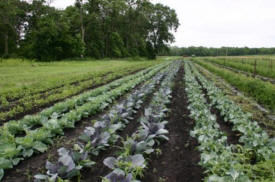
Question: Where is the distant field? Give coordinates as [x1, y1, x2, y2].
[0, 58, 165, 122]
[192, 57, 275, 112]
[192, 55, 275, 79]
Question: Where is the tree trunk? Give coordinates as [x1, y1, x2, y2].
[80, 0, 85, 58]
[4, 34, 8, 56]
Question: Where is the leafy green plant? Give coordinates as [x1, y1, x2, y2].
[31, 61, 179, 182]
[0, 63, 170, 179]
[34, 148, 94, 182]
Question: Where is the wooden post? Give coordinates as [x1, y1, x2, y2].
[4, 34, 8, 56]
[270, 58, 273, 72]
[226, 48, 228, 57]
[254, 59, 257, 77]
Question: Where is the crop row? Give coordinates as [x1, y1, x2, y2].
[1, 62, 158, 102]
[101, 61, 180, 182]
[0, 62, 170, 180]
[188, 62, 275, 181]
[185, 61, 275, 181]
[194, 63, 275, 136]
[184, 61, 253, 181]
[194, 60, 275, 112]
[190, 62, 274, 157]
[0, 62, 157, 123]
[1, 62, 162, 127]
[33, 60, 181, 182]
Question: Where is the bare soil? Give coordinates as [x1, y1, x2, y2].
[142, 66, 204, 182]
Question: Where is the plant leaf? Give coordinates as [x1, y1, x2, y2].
[103, 157, 117, 169]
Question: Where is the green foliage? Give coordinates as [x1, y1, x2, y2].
[185, 61, 275, 181]
[0, 63, 169, 180]
[194, 56, 275, 79]
[0, 0, 28, 56]
[109, 32, 126, 58]
[0, 0, 179, 60]
[195, 60, 275, 112]
[23, 11, 85, 61]
[0, 59, 162, 122]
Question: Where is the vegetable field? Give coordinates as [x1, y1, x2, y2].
[194, 59, 275, 112]
[192, 56, 275, 79]
[0, 59, 163, 123]
[0, 60, 274, 182]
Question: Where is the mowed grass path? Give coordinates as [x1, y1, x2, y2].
[0, 59, 162, 92]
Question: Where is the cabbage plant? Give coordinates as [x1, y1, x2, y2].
[103, 154, 146, 179]
[34, 148, 94, 182]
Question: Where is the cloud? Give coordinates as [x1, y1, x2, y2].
[51, 0, 275, 48]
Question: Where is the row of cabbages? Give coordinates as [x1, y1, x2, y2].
[101, 61, 181, 182]
[184, 62, 252, 182]
[190, 62, 274, 159]
[0, 63, 170, 181]
[33, 61, 181, 182]
[188, 62, 275, 181]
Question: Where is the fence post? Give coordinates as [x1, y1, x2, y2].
[253, 59, 257, 77]
[270, 58, 273, 71]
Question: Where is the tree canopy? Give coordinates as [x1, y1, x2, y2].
[0, 0, 179, 61]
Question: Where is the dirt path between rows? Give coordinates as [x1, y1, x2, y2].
[143, 65, 204, 182]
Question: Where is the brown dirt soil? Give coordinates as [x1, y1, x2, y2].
[142, 66, 204, 182]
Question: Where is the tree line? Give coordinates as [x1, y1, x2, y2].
[0, 0, 179, 61]
[168, 46, 275, 57]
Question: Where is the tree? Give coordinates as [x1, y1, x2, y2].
[75, 0, 85, 57]
[25, 9, 84, 61]
[0, 0, 28, 57]
[1, 0, 180, 60]
[146, 3, 179, 59]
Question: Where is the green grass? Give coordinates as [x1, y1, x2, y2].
[0, 58, 167, 122]
[0, 58, 160, 92]
[191, 55, 275, 79]
[194, 59, 275, 112]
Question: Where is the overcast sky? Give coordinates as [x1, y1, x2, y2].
[51, 0, 275, 48]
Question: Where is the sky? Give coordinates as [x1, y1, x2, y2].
[51, 0, 275, 48]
